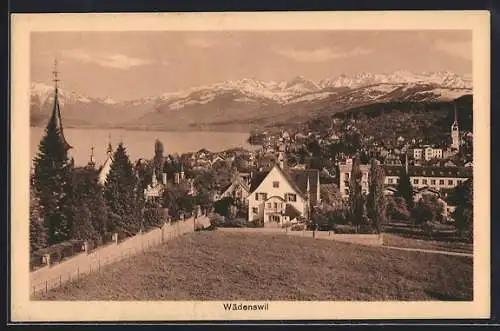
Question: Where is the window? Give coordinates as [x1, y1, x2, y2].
[252, 207, 258, 214]
[439, 179, 445, 185]
[396, 178, 399, 183]
[273, 181, 280, 188]
[422, 179, 428, 185]
[266, 203, 271, 208]
[431, 179, 436, 185]
[255, 193, 267, 201]
[388, 178, 393, 184]
[344, 173, 350, 181]
[448, 180, 453, 186]
[414, 179, 419, 184]
[274, 202, 278, 209]
[287, 193, 297, 202]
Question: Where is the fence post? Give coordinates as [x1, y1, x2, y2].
[77, 267, 80, 279]
[45, 280, 48, 293]
[98, 259, 101, 272]
[59, 274, 62, 287]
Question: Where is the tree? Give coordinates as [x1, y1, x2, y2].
[367, 159, 386, 233]
[70, 204, 98, 241]
[103, 142, 140, 236]
[143, 200, 164, 228]
[452, 179, 473, 241]
[69, 167, 110, 241]
[386, 196, 411, 221]
[412, 195, 445, 226]
[32, 116, 73, 244]
[319, 184, 343, 211]
[162, 183, 191, 221]
[214, 197, 235, 218]
[153, 139, 164, 181]
[29, 186, 47, 254]
[396, 166, 414, 210]
[348, 157, 364, 232]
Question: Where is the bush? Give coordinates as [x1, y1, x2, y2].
[209, 213, 225, 228]
[332, 224, 357, 234]
[291, 224, 306, 231]
[223, 218, 247, 228]
[247, 219, 264, 228]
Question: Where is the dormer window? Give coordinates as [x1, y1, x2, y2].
[273, 181, 280, 188]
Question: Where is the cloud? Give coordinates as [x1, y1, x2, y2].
[432, 40, 472, 61]
[273, 47, 372, 62]
[61, 49, 151, 69]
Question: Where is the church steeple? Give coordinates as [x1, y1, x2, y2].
[87, 145, 96, 168]
[48, 58, 72, 151]
[451, 102, 460, 150]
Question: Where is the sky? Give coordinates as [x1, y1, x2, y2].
[30, 30, 472, 101]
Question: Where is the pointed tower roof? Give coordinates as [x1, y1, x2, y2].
[87, 145, 96, 168]
[98, 141, 114, 186]
[48, 59, 72, 151]
[452, 102, 459, 126]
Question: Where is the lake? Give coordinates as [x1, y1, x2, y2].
[30, 127, 255, 167]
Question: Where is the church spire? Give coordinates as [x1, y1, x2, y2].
[106, 134, 113, 157]
[87, 145, 96, 168]
[48, 58, 72, 151]
[453, 102, 459, 125]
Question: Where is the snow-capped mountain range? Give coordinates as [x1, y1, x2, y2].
[30, 70, 472, 130]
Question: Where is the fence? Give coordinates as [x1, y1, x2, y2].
[30, 216, 210, 297]
[217, 227, 384, 246]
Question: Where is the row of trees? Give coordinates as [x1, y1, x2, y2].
[30, 124, 190, 256]
[311, 155, 473, 240]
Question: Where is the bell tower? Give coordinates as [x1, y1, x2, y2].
[451, 103, 460, 150]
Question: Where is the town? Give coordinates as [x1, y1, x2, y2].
[30, 64, 474, 275]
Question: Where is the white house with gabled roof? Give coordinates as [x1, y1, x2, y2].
[246, 154, 320, 227]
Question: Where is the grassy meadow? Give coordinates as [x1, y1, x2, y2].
[35, 231, 472, 301]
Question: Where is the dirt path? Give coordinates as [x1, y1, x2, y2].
[381, 245, 473, 258]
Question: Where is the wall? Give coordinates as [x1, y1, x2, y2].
[217, 228, 384, 246]
[31, 216, 210, 297]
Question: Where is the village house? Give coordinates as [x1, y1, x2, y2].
[246, 152, 320, 227]
[144, 164, 196, 202]
[337, 158, 472, 199]
[218, 172, 251, 205]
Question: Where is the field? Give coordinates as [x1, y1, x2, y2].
[35, 231, 473, 301]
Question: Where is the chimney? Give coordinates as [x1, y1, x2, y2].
[162, 172, 167, 185]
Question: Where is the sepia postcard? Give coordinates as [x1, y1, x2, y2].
[10, 11, 490, 322]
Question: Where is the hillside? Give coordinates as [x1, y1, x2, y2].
[299, 94, 473, 145]
[35, 231, 472, 301]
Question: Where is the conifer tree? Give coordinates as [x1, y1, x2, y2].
[29, 186, 48, 254]
[367, 158, 386, 234]
[396, 167, 414, 210]
[103, 142, 140, 235]
[32, 114, 73, 244]
[69, 167, 109, 241]
[153, 139, 164, 182]
[348, 157, 364, 232]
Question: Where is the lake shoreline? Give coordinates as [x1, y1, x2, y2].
[30, 124, 252, 134]
[31, 127, 256, 167]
